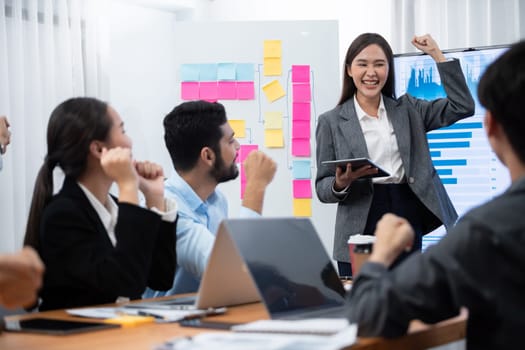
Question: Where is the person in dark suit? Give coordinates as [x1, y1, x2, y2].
[315, 33, 475, 277]
[348, 40, 525, 350]
[23, 97, 177, 311]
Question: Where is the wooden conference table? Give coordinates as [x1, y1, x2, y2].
[0, 297, 466, 350]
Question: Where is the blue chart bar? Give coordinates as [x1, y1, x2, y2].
[395, 47, 510, 251]
[441, 122, 483, 130]
[433, 159, 467, 166]
[427, 132, 472, 139]
[437, 169, 453, 175]
[429, 141, 470, 149]
[441, 178, 458, 185]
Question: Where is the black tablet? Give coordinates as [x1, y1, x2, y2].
[3, 318, 120, 335]
[321, 158, 390, 178]
[179, 319, 239, 330]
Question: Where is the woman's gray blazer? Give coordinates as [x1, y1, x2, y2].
[315, 59, 475, 262]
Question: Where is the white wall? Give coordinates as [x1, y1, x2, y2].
[191, 0, 393, 70]
[107, 1, 178, 171]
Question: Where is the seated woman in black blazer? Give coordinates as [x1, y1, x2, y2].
[24, 97, 177, 311]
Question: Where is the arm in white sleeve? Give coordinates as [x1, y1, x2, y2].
[150, 197, 178, 222]
[239, 205, 261, 218]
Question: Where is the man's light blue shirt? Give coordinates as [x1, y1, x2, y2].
[144, 171, 258, 297]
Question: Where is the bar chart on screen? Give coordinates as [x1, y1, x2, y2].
[394, 46, 510, 250]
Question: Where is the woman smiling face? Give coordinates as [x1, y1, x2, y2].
[346, 43, 389, 106]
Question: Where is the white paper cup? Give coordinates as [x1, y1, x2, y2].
[348, 235, 376, 277]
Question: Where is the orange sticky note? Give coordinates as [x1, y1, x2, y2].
[264, 57, 282, 76]
[265, 129, 284, 148]
[229, 119, 246, 138]
[263, 40, 282, 58]
[293, 198, 312, 217]
[104, 315, 155, 327]
[262, 80, 286, 102]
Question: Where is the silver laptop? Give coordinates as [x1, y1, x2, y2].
[125, 222, 260, 310]
[222, 217, 348, 319]
[193, 222, 261, 308]
[128, 217, 347, 320]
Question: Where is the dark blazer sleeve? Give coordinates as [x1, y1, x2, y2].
[315, 110, 343, 204]
[147, 215, 177, 291]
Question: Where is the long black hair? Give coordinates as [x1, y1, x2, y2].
[24, 97, 112, 249]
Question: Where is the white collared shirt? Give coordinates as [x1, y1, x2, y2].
[78, 183, 119, 246]
[353, 95, 405, 184]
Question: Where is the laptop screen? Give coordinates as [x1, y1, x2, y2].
[222, 218, 346, 317]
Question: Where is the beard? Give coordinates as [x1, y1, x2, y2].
[210, 152, 239, 183]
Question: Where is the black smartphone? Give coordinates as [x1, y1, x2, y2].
[179, 319, 239, 330]
[3, 318, 120, 335]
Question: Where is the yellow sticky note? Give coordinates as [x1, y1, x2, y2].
[104, 315, 155, 327]
[293, 198, 312, 217]
[229, 119, 246, 138]
[265, 129, 284, 148]
[264, 58, 282, 76]
[262, 80, 286, 102]
[264, 111, 283, 129]
[264, 40, 282, 58]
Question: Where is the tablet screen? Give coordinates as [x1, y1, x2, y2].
[321, 158, 390, 178]
[4, 318, 120, 335]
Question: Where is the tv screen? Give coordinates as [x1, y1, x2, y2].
[393, 45, 509, 249]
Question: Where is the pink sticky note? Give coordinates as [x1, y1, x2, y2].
[218, 81, 237, 100]
[181, 82, 200, 100]
[292, 102, 311, 121]
[238, 144, 259, 163]
[293, 179, 312, 198]
[200, 82, 218, 100]
[293, 83, 311, 102]
[292, 138, 310, 157]
[237, 81, 255, 100]
[292, 65, 310, 83]
[292, 120, 310, 139]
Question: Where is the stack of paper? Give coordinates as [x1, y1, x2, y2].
[155, 324, 357, 350]
[231, 318, 350, 335]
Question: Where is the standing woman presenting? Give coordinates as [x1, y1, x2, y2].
[24, 97, 177, 310]
[315, 33, 475, 277]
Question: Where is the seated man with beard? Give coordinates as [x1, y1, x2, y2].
[145, 101, 277, 296]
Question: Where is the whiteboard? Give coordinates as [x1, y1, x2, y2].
[173, 21, 340, 259]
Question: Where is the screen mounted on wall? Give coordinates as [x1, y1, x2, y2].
[393, 45, 509, 249]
